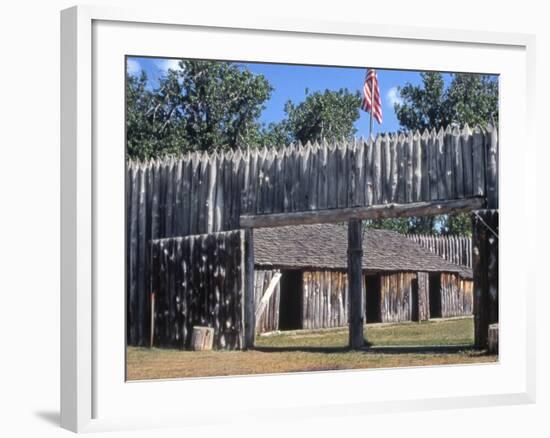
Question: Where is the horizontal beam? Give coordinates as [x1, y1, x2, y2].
[240, 197, 486, 229]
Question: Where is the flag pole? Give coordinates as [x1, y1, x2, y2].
[369, 68, 375, 138]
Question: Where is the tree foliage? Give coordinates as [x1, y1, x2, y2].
[126, 60, 273, 159]
[394, 72, 498, 131]
[263, 89, 361, 146]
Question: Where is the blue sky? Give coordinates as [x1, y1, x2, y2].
[127, 57, 460, 137]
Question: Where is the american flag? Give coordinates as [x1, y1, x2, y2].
[361, 68, 383, 124]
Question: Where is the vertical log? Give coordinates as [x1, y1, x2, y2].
[486, 123, 499, 208]
[348, 219, 365, 349]
[244, 228, 255, 348]
[372, 135, 382, 204]
[389, 134, 398, 202]
[473, 210, 489, 348]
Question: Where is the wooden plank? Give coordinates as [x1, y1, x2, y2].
[240, 196, 486, 228]
[472, 126, 485, 197]
[337, 142, 347, 208]
[428, 129, 439, 200]
[382, 135, 391, 203]
[434, 128, 446, 200]
[364, 138, 374, 205]
[389, 134, 398, 202]
[486, 123, 499, 208]
[444, 126, 455, 199]
[318, 141, 328, 210]
[405, 133, 414, 203]
[420, 129, 430, 201]
[348, 219, 364, 349]
[461, 124, 474, 197]
[255, 272, 282, 326]
[372, 136, 382, 204]
[243, 228, 255, 348]
[452, 127, 464, 198]
[206, 153, 217, 233]
[412, 131, 422, 201]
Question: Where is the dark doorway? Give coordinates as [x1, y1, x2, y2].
[365, 274, 381, 323]
[429, 273, 442, 318]
[279, 270, 302, 330]
[411, 278, 419, 321]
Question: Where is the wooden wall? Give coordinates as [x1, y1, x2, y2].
[440, 273, 474, 317]
[127, 124, 498, 344]
[472, 209, 499, 347]
[254, 269, 281, 333]
[302, 271, 350, 330]
[149, 230, 245, 350]
[407, 234, 472, 268]
[379, 272, 416, 323]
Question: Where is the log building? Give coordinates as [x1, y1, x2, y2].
[253, 224, 473, 333]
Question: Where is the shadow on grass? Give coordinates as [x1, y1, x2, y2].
[254, 344, 483, 355]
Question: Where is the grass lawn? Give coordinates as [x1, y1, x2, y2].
[126, 317, 497, 380]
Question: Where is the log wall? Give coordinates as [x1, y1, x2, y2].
[407, 234, 472, 268]
[379, 272, 416, 323]
[127, 123, 498, 345]
[472, 209, 499, 348]
[149, 230, 245, 350]
[254, 269, 281, 333]
[302, 271, 350, 330]
[440, 273, 474, 317]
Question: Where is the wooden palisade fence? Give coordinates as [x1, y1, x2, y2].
[406, 234, 472, 268]
[149, 230, 245, 350]
[127, 123, 498, 348]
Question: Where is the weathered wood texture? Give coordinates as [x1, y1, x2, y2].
[149, 230, 245, 350]
[302, 271, 350, 330]
[440, 273, 474, 317]
[488, 323, 499, 354]
[191, 326, 214, 351]
[379, 272, 417, 323]
[407, 234, 472, 268]
[348, 220, 365, 348]
[127, 123, 498, 345]
[240, 197, 485, 228]
[472, 210, 499, 348]
[254, 269, 281, 333]
[417, 272, 430, 321]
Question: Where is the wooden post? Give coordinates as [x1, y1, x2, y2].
[472, 209, 498, 349]
[149, 291, 155, 348]
[348, 219, 365, 349]
[191, 326, 214, 351]
[244, 228, 255, 349]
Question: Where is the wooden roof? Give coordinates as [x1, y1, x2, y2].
[254, 223, 473, 278]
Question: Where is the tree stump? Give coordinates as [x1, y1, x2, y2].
[191, 326, 214, 351]
[488, 323, 499, 354]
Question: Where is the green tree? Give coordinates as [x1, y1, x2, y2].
[264, 89, 362, 146]
[126, 60, 273, 159]
[394, 72, 498, 131]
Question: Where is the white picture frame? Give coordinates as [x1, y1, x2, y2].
[60, 4, 536, 433]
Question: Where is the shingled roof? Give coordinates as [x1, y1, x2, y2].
[254, 223, 472, 279]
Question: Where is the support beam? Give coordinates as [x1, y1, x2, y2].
[243, 228, 255, 349]
[348, 219, 365, 349]
[472, 210, 499, 349]
[240, 197, 486, 229]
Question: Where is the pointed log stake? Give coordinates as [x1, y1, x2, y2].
[348, 219, 365, 349]
[149, 291, 155, 348]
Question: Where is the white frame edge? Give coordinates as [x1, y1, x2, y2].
[60, 4, 537, 433]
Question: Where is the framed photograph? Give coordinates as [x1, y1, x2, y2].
[61, 4, 536, 433]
